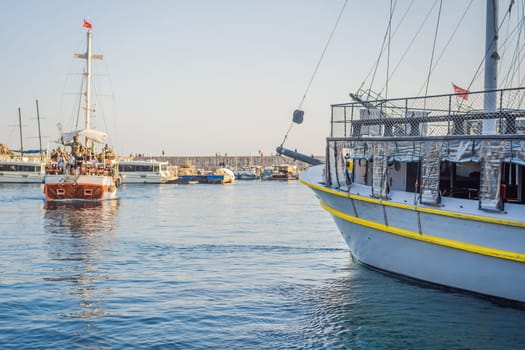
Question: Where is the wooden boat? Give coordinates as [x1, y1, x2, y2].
[44, 20, 119, 201]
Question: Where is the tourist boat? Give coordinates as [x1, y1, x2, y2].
[0, 157, 46, 183]
[300, 1, 525, 303]
[118, 159, 177, 184]
[44, 21, 119, 201]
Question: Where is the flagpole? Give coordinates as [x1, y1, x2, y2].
[483, 0, 498, 135]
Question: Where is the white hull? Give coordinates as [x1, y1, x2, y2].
[301, 165, 525, 303]
[119, 173, 174, 184]
[0, 172, 44, 183]
[118, 160, 177, 184]
[0, 159, 46, 183]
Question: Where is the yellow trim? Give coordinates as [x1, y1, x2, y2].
[300, 179, 525, 228]
[320, 200, 525, 263]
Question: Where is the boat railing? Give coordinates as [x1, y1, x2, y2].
[46, 160, 116, 177]
[331, 87, 525, 139]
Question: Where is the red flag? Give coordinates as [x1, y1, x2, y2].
[83, 19, 92, 29]
[452, 83, 469, 100]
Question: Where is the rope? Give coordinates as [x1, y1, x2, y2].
[360, 0, 416, 97]
[415, 0, 474, 98]
[364, 1, 398, 100]
[279, 0, 349, 149]
[423, 0, 443, 100]
[468, 0, 516, 92]
[377, 0, 438, 98]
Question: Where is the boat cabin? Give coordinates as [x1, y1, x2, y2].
[327, 87, 525, 210]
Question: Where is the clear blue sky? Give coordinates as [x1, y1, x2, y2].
[0, 1, 495, 156]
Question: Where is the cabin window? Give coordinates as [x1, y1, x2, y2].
[119, 164, 156, 172]
[501, 162, 525, 204]
[84, 189, 93, 196]
[439, 161, 480, 199]
[353, 159, 373, 186]
[0, 164, 37, 172]
[386, 161, 420, 193]
[57, 189, 65, 196]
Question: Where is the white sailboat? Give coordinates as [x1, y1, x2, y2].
[44, 20, 119, 201]
[300, 1, 525, 304]
[0, 106, 46, 183]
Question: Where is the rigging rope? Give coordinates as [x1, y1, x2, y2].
[378, 0, 440, 97]
[359, 0, 416, 98]
[415, 0, 474, 97]
[423, 0, 443, 100]
[363, 0, 399, 100]
[468, 0, 516, 92]
[385, 0, 394, 99]
[279, 0, 349, 149]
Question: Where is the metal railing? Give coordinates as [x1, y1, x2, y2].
[330, 87, 525, 139]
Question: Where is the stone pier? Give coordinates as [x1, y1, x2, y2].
[134, 154, 324, 171]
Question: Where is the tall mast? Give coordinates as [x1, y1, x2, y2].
[18, 107, 24, 157]
[85, 30, 92, 129]
[483, 0, 498, 134]
[74, 23, 103, 131]
[36, 99, 43, 161]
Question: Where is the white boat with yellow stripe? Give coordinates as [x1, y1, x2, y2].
[300, 1, 525, 304]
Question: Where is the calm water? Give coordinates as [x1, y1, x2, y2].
[0, 181, 524, 349]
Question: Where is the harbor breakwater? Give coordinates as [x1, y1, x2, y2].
[135, 155, 324, 170]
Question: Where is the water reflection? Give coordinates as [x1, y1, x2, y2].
[43, 200, 119, 235]
[295, 264, 525, 349]
[43, 200, 119, 345]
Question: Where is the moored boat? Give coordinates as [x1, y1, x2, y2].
[300, 1, 525, 304]
[266, 164, 298, 181]
[44, 20, 119, 201]
[0, 157, 46, 183]
[118, 159, 177, 184]
[235, 166, 262, 180]
[214, 167, 235, 184]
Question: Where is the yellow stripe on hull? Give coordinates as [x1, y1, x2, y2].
[300, 179, 525, 228]
[319, 200, 525, 263]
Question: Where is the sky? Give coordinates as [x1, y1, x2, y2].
[0, 1, 504, 157]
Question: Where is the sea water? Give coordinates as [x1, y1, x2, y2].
[0, 181, 524, 349]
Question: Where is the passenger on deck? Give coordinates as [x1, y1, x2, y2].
[57, 154, 65, 174]
[50, 149, 58, 162]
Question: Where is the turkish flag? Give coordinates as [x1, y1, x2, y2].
[452, 83, 469, 100]
[83, 19, 93, 29]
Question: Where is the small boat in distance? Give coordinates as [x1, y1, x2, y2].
[300, 1, 525, 304]
[265, 164, 299, 181]
[44, 20, 119, 201]
[235, 166, 262, 180]
[177, 161, 234, 184]
[0, 105, 47, 184]
[118, 159, 177, 184]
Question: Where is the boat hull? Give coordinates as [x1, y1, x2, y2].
[44, 174, 118, 201]
[300, 165, 525, 303]
[119, 173, 176, 184]
[0, 172, 44, 183]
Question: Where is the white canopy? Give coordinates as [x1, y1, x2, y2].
[62, 128, 108, 144]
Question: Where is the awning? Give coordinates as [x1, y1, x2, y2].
[62, 128, 108, 144]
